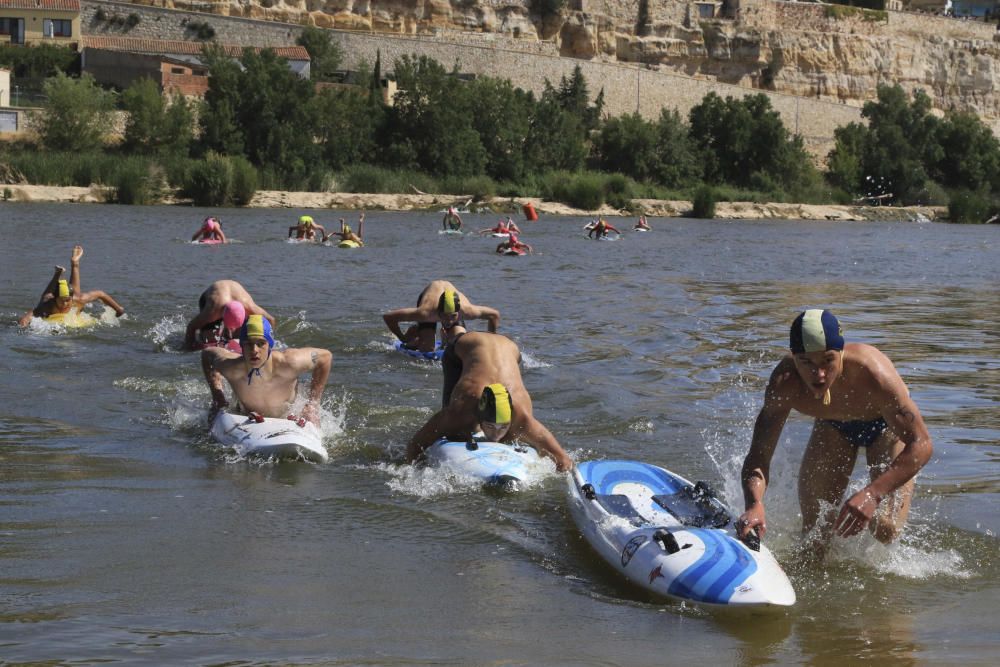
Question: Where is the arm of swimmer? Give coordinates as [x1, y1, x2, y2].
[192, 230, 202, 241]
[185, 310, 219, 350]
[78, 290, 125, 317]
[737, 368, 793, 539]
[835, 376, 933, 537]
[18, 310, 35, 327]
[285, 348, 333, 426]
[383, 309, 417, 341]
[201, 348, 232, 421]
[517, 417, 573, 472]
[464, 305, 500, 333]
[217, 229, 228, 244]
[406, 410, 451, 462]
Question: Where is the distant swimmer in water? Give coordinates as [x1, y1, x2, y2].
[587, 218, 621, 239]
[288, 215, 326, 241]
[18, 245, 126, 326]
[442, 206, 463, 231]
[478, 217, 521, 236]
[633, 215, 651, 231]
[192, 216, 227, 243]
[201, 314, 332, 427]
[735, 309, 933, 560]
[324, 212, 365, 246]
[496, 232, 532, 255]
[183, 279, 275, 351]
[406, 330, 573, 471]
[382, 281, 500, 354]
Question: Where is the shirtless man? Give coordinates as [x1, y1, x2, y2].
[442, 207, 463, 231]
[288, 215, 326, 241]
[183, 280, 275, 351]
[588, 219, 621, 239]
[382, 280, 500, 354]
[496, 232, 533, 255]
[18, 245, 125, 326]
[736, 309, 933, 559]
[201, 314, 332, 426]
[406, 329, 573, 471]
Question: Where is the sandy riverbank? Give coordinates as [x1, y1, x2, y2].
[0, 184, 945, 222]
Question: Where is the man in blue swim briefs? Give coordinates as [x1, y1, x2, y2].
[736, 309, 933, 559]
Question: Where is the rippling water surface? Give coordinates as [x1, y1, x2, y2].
[1, 203, 998, 664]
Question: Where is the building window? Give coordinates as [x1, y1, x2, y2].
[696, 3, 716, 18]
[43, 19, 72, 38]
[171, 67, 187, 74]
[0, 18, 13, 36]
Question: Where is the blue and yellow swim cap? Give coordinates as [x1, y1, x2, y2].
[57, 280, 70, 298]
[239, 314, 275, 349]
[478, 383, 513, 424]
[437, 290, 461, 316]
[790, 309, 844, 354]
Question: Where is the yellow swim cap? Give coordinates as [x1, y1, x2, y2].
[57, 280, 70, 298]
[299, 215, 314, 227]
[437, 290, 460, 316]
[478, 383, 512, 424]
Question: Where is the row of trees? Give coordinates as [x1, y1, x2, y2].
[11, 29, 1000, 220]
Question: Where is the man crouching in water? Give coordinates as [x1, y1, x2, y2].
[406, 317, 573, 472]
[201, 315, 333, 427]
[736, 309, 932, 560]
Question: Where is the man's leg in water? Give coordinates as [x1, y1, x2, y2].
[798, 420, 858, 560]
[866, 433, 915, 544]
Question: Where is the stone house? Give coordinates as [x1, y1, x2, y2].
[0, 0, 80, 47]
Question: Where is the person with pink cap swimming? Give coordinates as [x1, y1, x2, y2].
[736, 309, 933, 561]
[195, 301, 246, 353]
[495, 232, 532, 255]
[201, 314, 333, 426]
[183, 280, 275, 351]
[191, 217, 227, 244]
[18, 245, 126, 326]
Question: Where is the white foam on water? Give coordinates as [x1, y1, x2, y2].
[25, 305, 121, 333]
[520, 349, 551, 369]
[148, 314, 187, 351]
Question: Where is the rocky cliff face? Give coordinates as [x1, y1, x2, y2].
[156, 0, 1000, 125]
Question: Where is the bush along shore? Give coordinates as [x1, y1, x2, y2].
[0, 31, 993, 223]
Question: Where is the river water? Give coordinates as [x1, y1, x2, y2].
[1, 203, 997, 665]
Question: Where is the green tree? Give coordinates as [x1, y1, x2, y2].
[826, 121, 867, 195]
[313, 87, 381, 169]
[931, 110, 1000, 192]
[525, 92, 587, 172]
[198, 45, 245, 157]
[652, 108, 701, 187]
[382, 55, 485, 177]
[592, 112, 659, 181]
[121, 78, 192, 155]
[297, 25, 343, 82]
[35, 73, 114, 152]
[467, 77, 532, 182]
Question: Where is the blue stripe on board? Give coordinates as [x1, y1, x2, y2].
[667, 529, 757, 604]
[578, 461, 684, 496]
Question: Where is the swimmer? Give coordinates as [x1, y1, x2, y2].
[288, 215, 326, 241]
[735, 309, 933, 560]
[18, 245, 126, 326]
[192, 216, 227, 243]
[406, 331, 573, 471]
[183, 280, 275, 351]
[324, 212, 365, 246]
[496, 232, 532, 255]
[633, 216, 651, 231]
[382, 281, 500, 354]
[201, 314, 332, 427]
[442, 207, 463, 231]
[587, 219, 620, 239]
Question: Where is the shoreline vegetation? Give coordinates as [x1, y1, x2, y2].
[1, 183, 944, 222]
[3, 36, 994, 223]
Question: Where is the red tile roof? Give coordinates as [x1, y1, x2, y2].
[81, 36, 309, 61]
[0, 0, 79, 10]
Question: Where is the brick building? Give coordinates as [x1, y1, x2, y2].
[81, 36, 310, 96]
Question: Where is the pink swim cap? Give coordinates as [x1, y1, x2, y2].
[222, 301, 246, 330]
[203, 217, 218, 231]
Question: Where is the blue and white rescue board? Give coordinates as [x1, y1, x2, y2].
[567, 460, 795, 608]
[393, 339, 445, 361]
[210, 411, 329, 463]
[425, 435, 542, 490]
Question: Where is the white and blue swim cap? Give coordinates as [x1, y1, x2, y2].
[790, 309, 844, 354]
